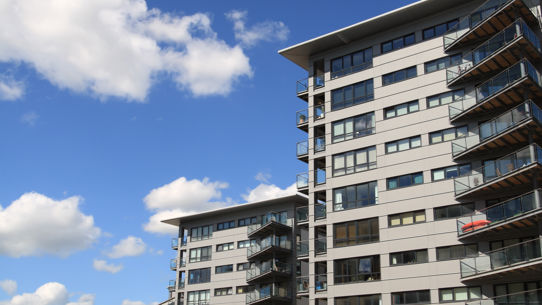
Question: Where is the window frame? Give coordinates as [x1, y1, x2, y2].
[215, 264, 233, 274]
[333, 181, 378, 212]
[331, 79, 375, 111]
[426, 89, 465, 108]
[189, 246, 212, 263]
[433, 203, 475, 221]
[384, 100, 419, 119]
[332, 112, 376, 143]
[422, 19, 459, 40]
[216, 242, 234, 252]
[429, 126, 468, 144]
[333, 217, 379, 248]
[190, 225, 213, 242]
[385, 136, 422, 154]
[382, 66, 418, 86]
[238, 216, 258, 227]
[381, 33, 416, 54]
[436, 244, 478, 261]
[214, 287, 233, 296]
[237, 239, 256, 249]
[389, 249, 429, 266]
[387, 172, 424, 190]
[431, 164, 471, 181]
[331, 47, 373, 79]
[439, 286, 482, 302]
[332, 146, 377, 177]
[424, 54, 462, 73]
[216, 220, 235, 231]
[334, 255, 381, 284]
[388, 210, 426, 227]
[392, 290, 431, 305]
[188, 267, 211, 285]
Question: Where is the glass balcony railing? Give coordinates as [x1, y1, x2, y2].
[171, 238, 179, 249]
[247, 212, 292, 235]
[178, 281, 185, 289]
[297, 172, 308, 189]
[246, 261, 291, 281]
[168, 280, 176, 290]
[296, 78, 308, 94]
[466, 288, 542, 305]
[314, 75, 325, 88]
[454, 144, 542, 195]
[296, 140, 308, 157]
[443, 0, 539, 49]
[314, 105, 325, 120]
[296, 206, 308, 222]
[314, 204, 326, 219]
[451, 101, 542, 156]
[315, 274, 327, 291]
[315, 238, 327, 254]
[296, 240, 309, 257]
[457, 190, 540, 236]
[315, 168, 326, 185]
[296, 109, 308, 126]
[246, 285, 291, 304]
[446, 19, 541, 84]
[296, 75, 325, 95]
[296, 276, 309, 293]
[314, 136, 325, 153]
[170, 258, 178, 270]
[247, 237, 292, 258]
[460, 237, 541, 278]
[449, 59, 542, 119]
[180, 258, 186, 267]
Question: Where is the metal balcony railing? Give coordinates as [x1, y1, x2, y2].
[446, 18, 541, 84]
[443, 0, 539, 49]
[246, 261, 291, 281]
[296, 173, 308, 189]
[247, 237, 292, 258]
[296, 206, 308, 222]
[246, 285, 291, 304]
[453, 144, 542, 196]
[171, 238, 179, 249]
[168, 280, 176, 291]
[448, 60, 542, 119]
[451, 101, 542, 156]
[296, 75, 325, 94]
[315, 238, 327, 254]
[296, 140, 308, 157]
[296, 109, 308, 126]
[466, 288, 542, 305]
[170, 258, 177, 270]
[296, 276, 309, 293]
[315, 274, 327, 291]
[457, 189, 540, 236]
[296, 240, 309, 257]
[246, 212, 292, 235]
[460, 237, 542, 278]
[314, 136, 325, 153]
[296, 78, 308, 94]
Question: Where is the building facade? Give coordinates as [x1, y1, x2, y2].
[163, 0, 542, 305]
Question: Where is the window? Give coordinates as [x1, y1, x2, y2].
[333, 146, 376, 177]
[390, 249, 428, 265]
[423, 19, 459, 40]
[381, 33, 415, 54]
[384, 100, 419, 119]
[236, 285, 254, 294]
[215, 264, 233, 274]
[425, 54, 461, 73]
[389, 210, 426, 227]
[238, 217, 257, 227]
[385, 136, 421, 153]
[216, 242, 234, 252]
[217, 220, 235, 231]
[387, 172, 423, 190]
[237, 240, 256, 249]
[215, 287, 233, 296]
[331, 79, 374, 110]
[237, 262, 254, 271]
[427, 89, 464, 108]
[439, 287, 481, 302]
[335, 294, 381, 305]
[392, 290, 430, 304]
[188, 268, 211, 284]
[189, 246, 212, 263]
[429, 126, 468, 144]
[331, 47, 373, 79]
[434, 203, 475, 220]
[382, 66, 417, 86]
[187, 290, 210, 305]
[334, 255, 381, 284]
[334, 218, 379, 247]
[432, 164, 471, 181]
[436, 244, 478, 261]
[190, 225, 212, 241]
[332, 112, 375, 143]
[333, 181, 378, 211]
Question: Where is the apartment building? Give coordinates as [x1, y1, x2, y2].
[162, 0, 542, 305]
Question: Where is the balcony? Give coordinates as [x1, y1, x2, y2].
[448, 60, 542, 122]
[457, 189, 541, 238]
[315, 274, 327, 292]
[296, 109, 308, 132]
[460, 238, 542, 282]
[314, 204, 326, 220]
[178, 281, 185, 289]
[315, 238, 327, 255]
[246, 285, 291, 305]
[454, 144, 542, 199]
[247, 237, 292, 261]
[296, 140, 308, 163]
[247, 212, 292, 238]
[314, 104, 325, 121]
[451, 100, 542, 160]
[168, 280, 175, 292]
[296, 206, 308, 223]
[246, 261, 291, 284]
[446, 18, 541, 86]
[179, 258, 186, 267]
[296, 75, 324, 100]
[296, 172, 308, 192]
[315, 168, 326, 185]
[296, 276, 309, 294]
[314, 136, 325, 153]
[466, 288, 542, 305]
[171, 238, 178, 250]
[296, 240, 309, 257]
[443, 0, 539, 51]
[169, 258, 177, 271]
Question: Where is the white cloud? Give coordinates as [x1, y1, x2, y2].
[0, 192, 101, 258]
[143, 177, 231, 235]
[20, 112, 39, 126]
[0, 280, 17, 296]
[106, 236, 146, 258]
[242, 183, 297, 203]
[0, 0, 270, 100]
[0, 77, 23, 101]
[93, 259, 123, 274]
[0, 282, 94, 305]
[121, 301, 158, 305]
[226, 10, 289, 47]
[254, 172, 271, 184]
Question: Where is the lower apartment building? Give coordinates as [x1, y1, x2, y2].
[160, 0, 542, 305]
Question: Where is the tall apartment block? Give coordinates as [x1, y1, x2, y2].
[161, 0, 542, 305]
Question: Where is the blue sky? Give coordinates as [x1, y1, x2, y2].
[0, 0, 416, 304]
